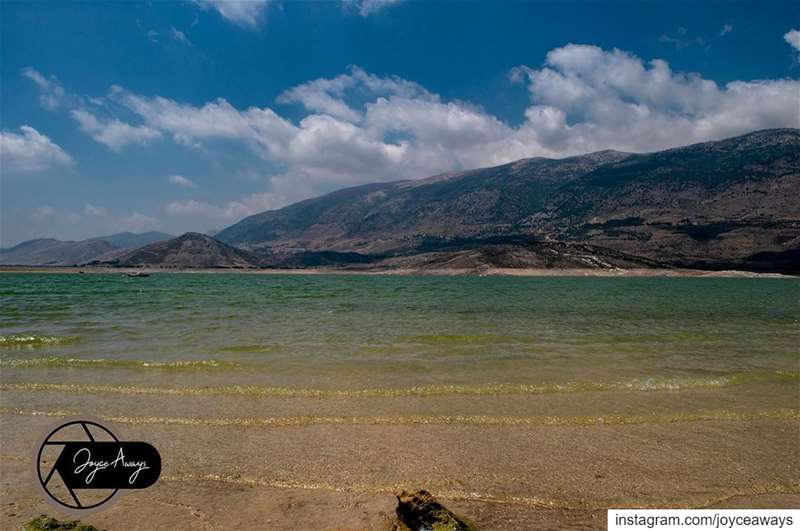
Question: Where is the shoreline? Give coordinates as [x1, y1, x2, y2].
[0, 265, 794, 278]
[2, 273, 798, 529]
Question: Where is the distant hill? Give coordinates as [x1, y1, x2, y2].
[90, 231, 173, 249]
[0, 231, 173, 266]
[0, 238, 121, 266]
[215, 129, 800, 272]
[106, 232, 259, 268]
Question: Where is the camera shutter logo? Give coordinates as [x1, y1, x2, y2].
[34, 418, 161, 512]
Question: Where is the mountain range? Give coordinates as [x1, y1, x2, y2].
[3, 129, 798, 272]
[0, 231, 173, 266]
[215, 128, 799, 272]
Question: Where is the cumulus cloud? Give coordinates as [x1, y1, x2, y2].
[277, 65, 433, 122]
[719, 24, 733, 37]
[106, 46, 800, 183]
[22, 67, 65, 110]
[70, 108, 162, 151]
[32, 41, 800, 223]
[166, 193, 278, 221]
[194, 0, 268, 28]
[785, 29, 800, 52]
[508, 44, 799, 154]
[168, 174, 196, 187]
[0, 125, 73, 173]
[108, 86, 296, 155]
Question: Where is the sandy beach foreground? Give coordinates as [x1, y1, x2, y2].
[1, 405, 798, 530]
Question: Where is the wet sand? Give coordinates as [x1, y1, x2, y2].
[1, 387, 798, 530]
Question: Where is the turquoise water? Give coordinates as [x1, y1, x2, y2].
[1, 273, 798, 393]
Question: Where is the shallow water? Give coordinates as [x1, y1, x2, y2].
[1, 273, 798, 391]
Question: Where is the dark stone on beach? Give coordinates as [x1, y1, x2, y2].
[23, 515, 103, 531]
[396, 490, 477, 531]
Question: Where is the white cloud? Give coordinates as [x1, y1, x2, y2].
[84, 204, 108, 217]
[86, 45, 797, 217]
[109, 86, 296, 155]
[785, 29, 800, 52]
[508, 44, 800, 155]
[0, 125, 73, 173]
[658, 30, 704, 50]
[719, 24, 733, 37]
[30, 205, 56, 221]
[277, 65, 433, 122]
[118, 212, 158, 232]
[343, 0, 404, 16]
[70, 108, 162, 151]
[194, 0, 268, 28]
[27, 40, 799, 224]
[21, 67, 65, 110]
[166, 193, 278, 221]
[170, 27, 193, 46]
[184, 53, 798, 163]
[168, 174, 196, 188]
[29, 206, 79, 225]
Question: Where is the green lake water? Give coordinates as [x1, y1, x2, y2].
[1, 273, 797, 397]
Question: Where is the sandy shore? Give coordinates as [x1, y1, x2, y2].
[2, 413, 798, 530]
[0, 265, 794, 278]
[2, 382, 798, 530]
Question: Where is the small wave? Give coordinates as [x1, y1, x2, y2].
[2, 407, 797, 428]
[0, 335, 81, 348]
[0, 357, 239, 369]
[3, 371, 796, 397]
[401, 333, 535, 345]
[216, 344, 283, 353]
[163, 473, 565, 508]
[161, 474, 799, 510]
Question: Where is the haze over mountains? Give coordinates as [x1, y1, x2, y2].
[0, 231, 172, 266]
[4, 129, 799, 272]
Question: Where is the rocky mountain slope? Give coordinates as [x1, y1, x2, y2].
[215, 149, 630, 253]
[215, 129, 799, 271]
[106, 232, 259, 268]
[6, 130, 797, 272]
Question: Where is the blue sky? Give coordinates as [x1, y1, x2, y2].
[1, 0, 799, 246]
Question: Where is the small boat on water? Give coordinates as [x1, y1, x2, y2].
[125, 271, 150, 277]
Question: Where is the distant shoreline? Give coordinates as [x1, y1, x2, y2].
[0, 265, 794, 278]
